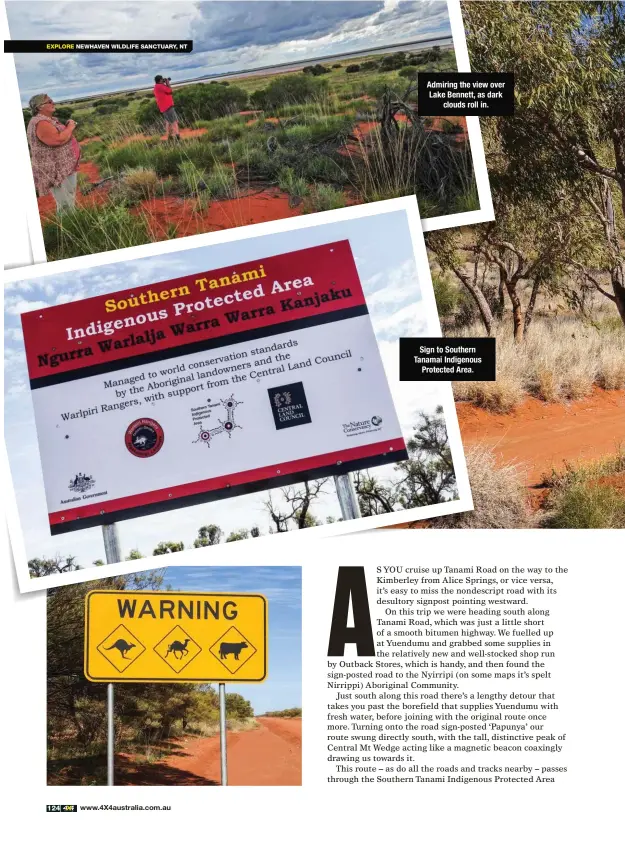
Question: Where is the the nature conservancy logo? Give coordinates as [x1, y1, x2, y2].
[68, 473, 95, 494]
[125, 418, 165, 458]
[268, 381, 312, 429]
[343, 415, 384, 437]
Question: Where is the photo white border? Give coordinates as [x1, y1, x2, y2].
[3, 195, 473, 593]
[1, 0, 492, 268]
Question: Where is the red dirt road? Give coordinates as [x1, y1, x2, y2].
[457, 388, 625, 485]
[119, 718, 302, 786]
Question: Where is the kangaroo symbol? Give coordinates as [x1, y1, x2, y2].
[104, 639, 136, 659]
[166, 639, 190, 660]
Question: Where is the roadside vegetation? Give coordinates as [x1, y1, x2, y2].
[262, 708, 302, 718]
[29, 47, 477, 260]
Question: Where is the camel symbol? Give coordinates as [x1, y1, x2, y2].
[166, 638, 190, 660]
[104, 639, 136, 659]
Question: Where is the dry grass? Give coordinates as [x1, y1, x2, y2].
[114, 166, 159, 202]
[452, 317, 625, 412]
[429, 445, 535, 528]
[541, 450, 625, 528]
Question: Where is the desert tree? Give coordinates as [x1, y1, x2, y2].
[28, 554, 81, 578]
[463, 0, 625, 325]
[193, 524, 223, 548]
[353, 407, 457, 514]
[264, 479, 329, 531]
[153, 540, 184, 555]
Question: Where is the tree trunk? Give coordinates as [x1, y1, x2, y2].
[452, 266, 494, 335]
[505, 281, 524, 342]
[602, 179, 625, 327]
[523, 278, 542, 335]
[612, 263, 625, 326]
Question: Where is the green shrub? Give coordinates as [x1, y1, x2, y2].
[441, 119, 464, 134]
[54, 105, 74, 122]
[136, 83, 248, 128]
[178, 160, 208, 194]
[277, 166, 309, 198]
[432, 273, 460, 318]
[250, 75, 328, 110]
[303, 155, 349, 184]
[42, 204, 152, 260]
[302, 64, 331, 76]
[345, 64, 361, 74]
[544, 483, 625, 528]
[304, 184, 346, 212]
[398, 66, 419, 79]
[204, 163, 238, 199]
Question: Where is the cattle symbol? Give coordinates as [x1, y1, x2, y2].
[219, 641, 249, 661]
[166, 638, 190, 660]
[104, 639, 136, 659]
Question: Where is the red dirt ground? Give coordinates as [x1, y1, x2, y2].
[37, 158, 110, 219]
[135, 187, 302, 238]
[456, 388, 625, 486]
[339, 114, 467, 156]
[118, 718, 302, 786]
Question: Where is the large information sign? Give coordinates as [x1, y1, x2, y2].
[22, 240, 407, 534]
[84, 590, 267, 683]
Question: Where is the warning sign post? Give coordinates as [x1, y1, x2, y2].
[85, 589, 268, 787]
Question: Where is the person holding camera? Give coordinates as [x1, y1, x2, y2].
[153, 75, 180, 142]
[26, 93, 81, 212]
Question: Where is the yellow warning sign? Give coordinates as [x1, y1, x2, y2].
[84, 591, 267, 683]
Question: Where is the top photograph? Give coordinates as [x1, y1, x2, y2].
[5, 0, 492, 263]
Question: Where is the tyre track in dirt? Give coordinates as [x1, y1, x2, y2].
[120, 717, 301, 786]
[456, 388, 625, 486]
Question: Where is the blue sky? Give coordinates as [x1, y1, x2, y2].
[6, 0, 452, 102]
[5, 210, 450, 567]
[155, 565, 301, 713]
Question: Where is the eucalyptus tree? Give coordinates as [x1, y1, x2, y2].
[463, 0, 625, 325]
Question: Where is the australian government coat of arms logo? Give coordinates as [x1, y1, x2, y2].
[68, 473, 95, 494]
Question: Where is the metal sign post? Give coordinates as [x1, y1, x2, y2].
[107, 683, 115, 786]
[102, 523, 122, 787]
[219, 683, 228, 786]
[334, 473, 361, 520]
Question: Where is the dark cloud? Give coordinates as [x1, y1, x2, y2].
[190, 1, 383, 52]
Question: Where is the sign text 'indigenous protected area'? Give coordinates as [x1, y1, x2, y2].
[21, 241, 407, 534]
[84, 591, 267, 683]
